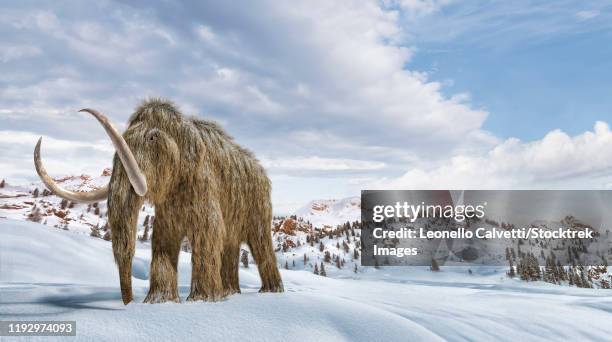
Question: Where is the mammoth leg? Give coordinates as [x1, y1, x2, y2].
[221, 242, 241, 296]
[107, 162, 144, 305]
[248, 209, 284, 293]
[144, 214, 182, 303]
[187, 200, 226, 302]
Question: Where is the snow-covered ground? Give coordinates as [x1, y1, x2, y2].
[2, 219, 612, 341]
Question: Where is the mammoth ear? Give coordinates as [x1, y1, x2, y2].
[179, 125, 204, 164]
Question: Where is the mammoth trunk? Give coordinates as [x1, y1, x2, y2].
[107, 157, 145, 305]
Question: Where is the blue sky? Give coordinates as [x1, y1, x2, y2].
[401, 0, 612, 140]
[1, 1, 611, 213]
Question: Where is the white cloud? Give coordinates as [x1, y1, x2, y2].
[392, 0, 453, 16]
[0, 45, 41, 62]
[195, 24, 216, 42]
[370, 122, 612, 189]
[0, 130, 114, 183]
[576, 10, 600, 20]
[271, 0, 487, 143]
[261, 156, 386, 172]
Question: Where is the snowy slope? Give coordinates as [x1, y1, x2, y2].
[3, 219, 612, 341]
[0, 219, 434, 341]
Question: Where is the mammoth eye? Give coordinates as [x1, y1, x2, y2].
[146, 129, 161, 142]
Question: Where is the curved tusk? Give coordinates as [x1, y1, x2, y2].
[34, 137, 109, 203]
[78, 108, 147, 196]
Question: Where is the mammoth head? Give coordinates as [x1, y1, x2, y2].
[34, 108, 182, 203]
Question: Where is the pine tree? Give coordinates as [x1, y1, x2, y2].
[314, 263, 319, 275]
[32, 188, 39, 198]
[241, 250, 249, 268]
[140, 223, 150, 241]
[27, 205, 43, 223]
[507, 259, 515, 278]
[578, 264, 591, 288]
[90, 225, 101, 238]
[284, 261, 289, 270]
[430, 258, 440, 272]
[0, 179, 5, 188]
[518, 253, 541, 281]
[557, 260, 566, 281]
[320, 262, 327, 276]
[319, 241, 324, 252]
[544, 255, 556, 284]
[336, 257, 342, 269]
[573, 270, 582, 288]
[354, 264, 358, 273]
[324, 251, 331, 263]
[303, 253, 308, 265]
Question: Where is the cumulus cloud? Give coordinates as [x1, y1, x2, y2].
[0, 0, 489, 174]
[370, 122, 612, 189]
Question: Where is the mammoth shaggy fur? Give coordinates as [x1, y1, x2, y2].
[36, 98, 283, 304]
[110, 99, 284, 303]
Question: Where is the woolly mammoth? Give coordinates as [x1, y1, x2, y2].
[34, 99, 283, 304]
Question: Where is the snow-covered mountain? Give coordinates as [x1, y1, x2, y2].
[0, 174, 363, 276]
[0, 171, 154, 240]
[2, 174, 610, 284]
[294, 197, 360, 228]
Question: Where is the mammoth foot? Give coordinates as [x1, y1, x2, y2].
[259, 284, 284, 293]
[143, 289, 180, 304]
[187, 290, 226, 302]
[223, 287, 241, 297]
